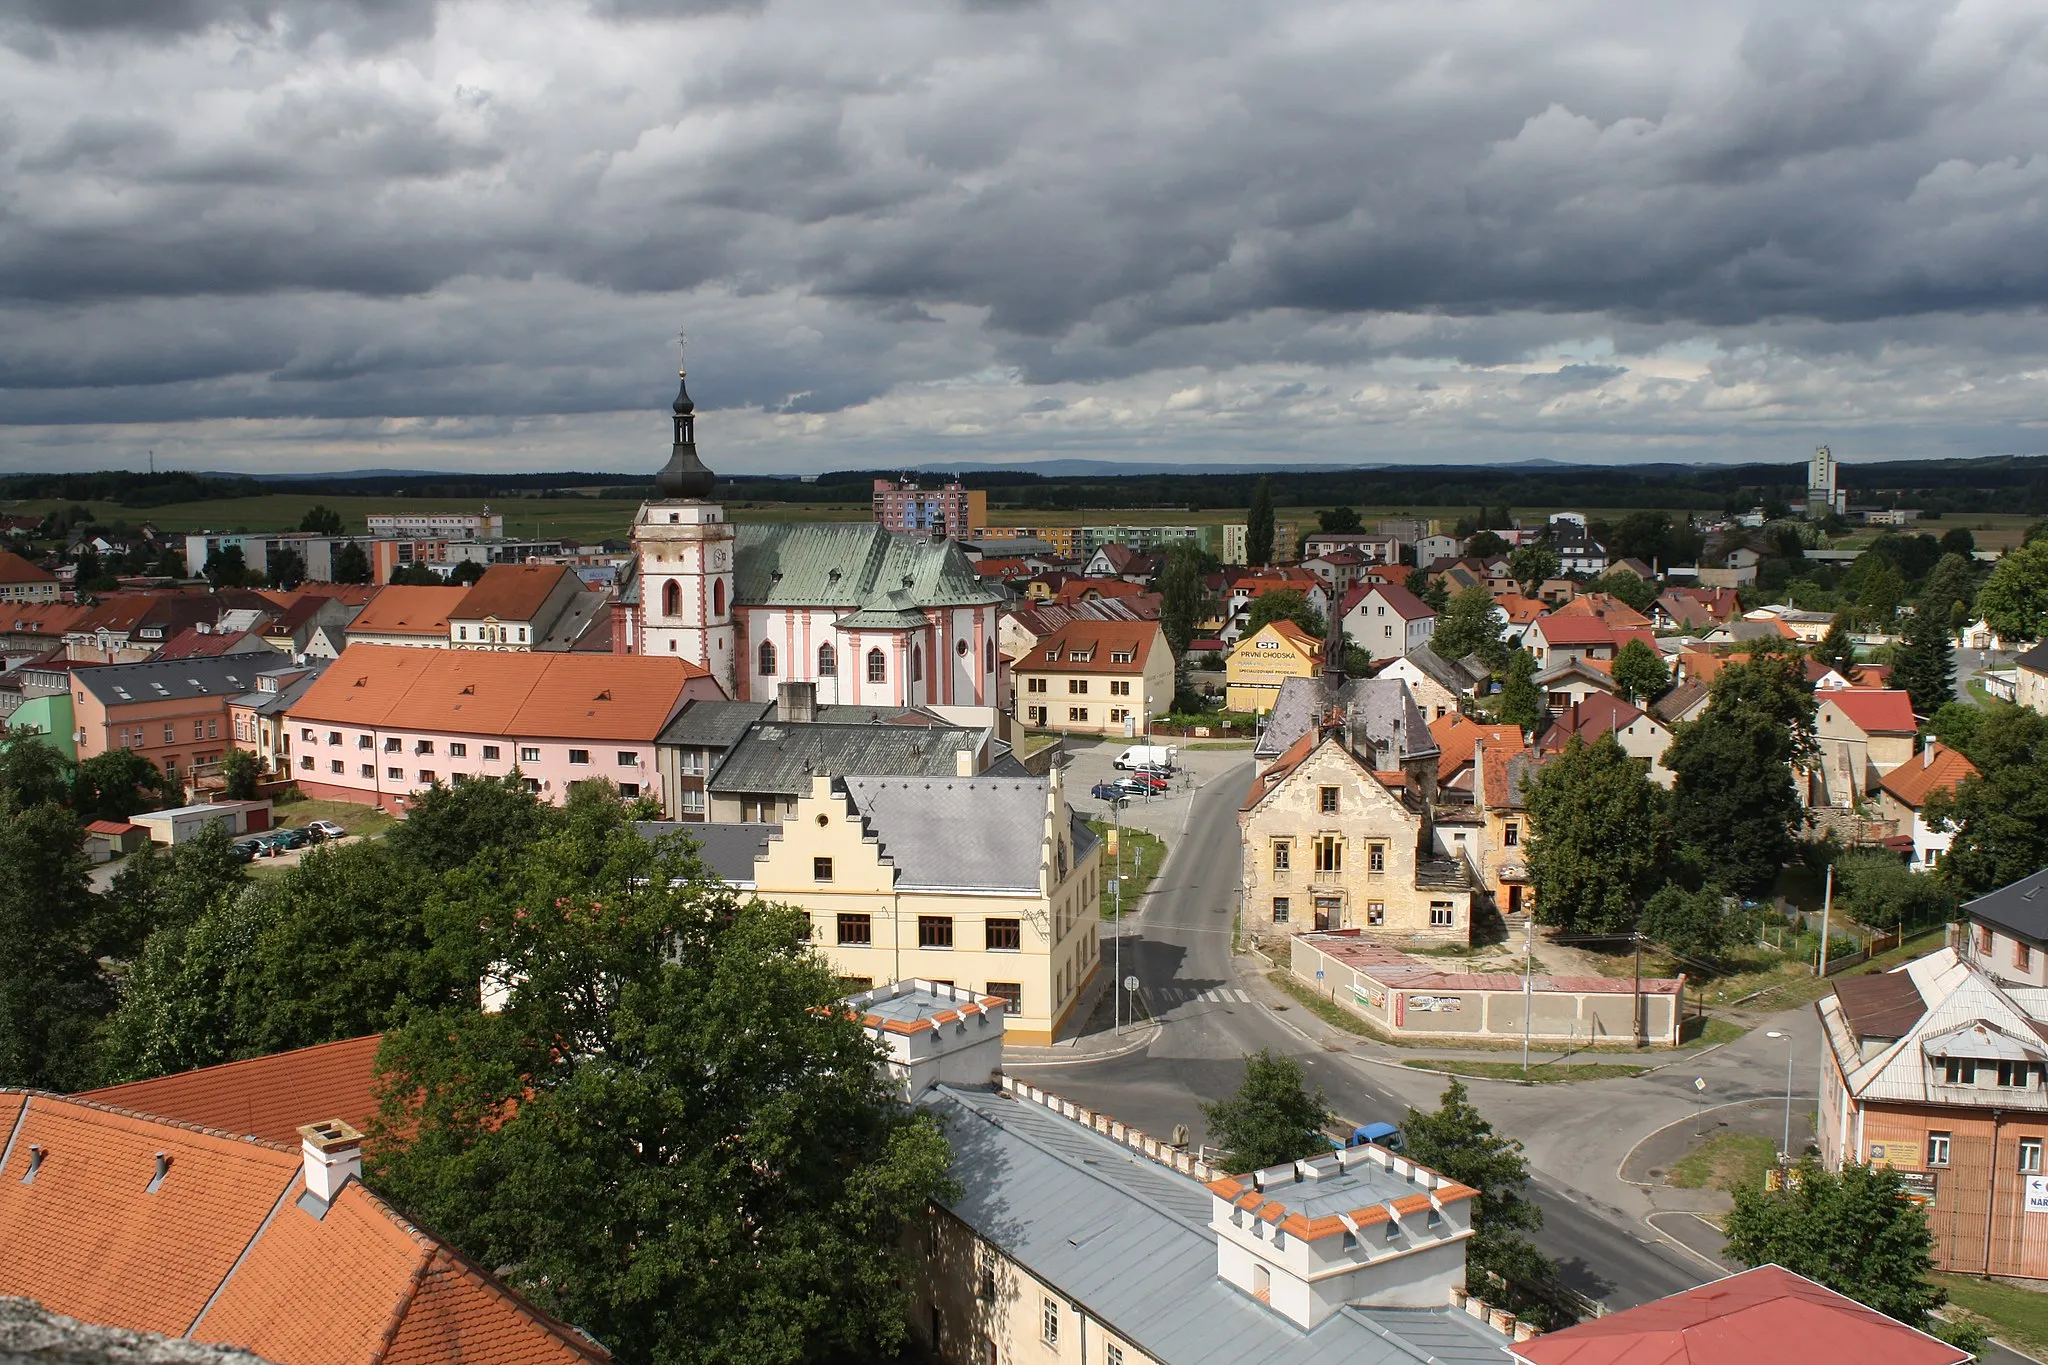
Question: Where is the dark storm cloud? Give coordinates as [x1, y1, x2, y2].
[0, 0, 2046, 469]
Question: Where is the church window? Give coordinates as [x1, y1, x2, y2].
[818, 643, 837, 677]
[663, 580, 680, 616]
[867, 648, 886, 683]
[912, 646, 923, 682]
[713, 580, 725, 617]
[957, 639, 969, 656]
[758, 640, 778, 676]
[986, 639, 996, 673]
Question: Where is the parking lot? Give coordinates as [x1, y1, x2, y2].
[1052, 736, 1254, 843]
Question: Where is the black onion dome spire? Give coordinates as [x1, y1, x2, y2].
[655, 331, 715, 499]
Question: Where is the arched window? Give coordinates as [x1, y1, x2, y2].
[758, 640, 778, 676]
[985, 639, 995, 673]
[911, 645, 923, 682]
[817, 643, 837, 677]
[662, 580, 680, 616]
[867, 648, 886, 683]
[712, 579, 725, 618]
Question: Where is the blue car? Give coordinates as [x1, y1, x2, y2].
[1090, 782, 1131, 805]
[1333, 1122, 1404, 1153]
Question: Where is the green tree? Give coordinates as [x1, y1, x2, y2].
[1402, 1080, 1556, 1317]
[1467, 530, 1509, 557]
[0, 730, 75, 808]
[0, 794, 108, 1090]
[1610, 637, 1670, 704]
[74, 544, 108, 591]
[1666, 656, 1815, 896]
[299, 504, 345, 535]
[1976, 540, 2048, 641]
[218, 747, 259, 800]
[1925, 700, 1981, 756]
[72, 748, 174, 822]
[1585, 568, 1658, 613]
[1891, 602, 1953, 718]
[1524, 734, 1668, 933]
[1939, 527, 1976, 558]
[152, 545, 187, 578]
[386, 774, 557, 874]
[1723, 1158, 1948, 1332]
[1811, 613, 1855, 676]
[1200, 1048, 1331, 1171]
[370, 809, 955, 1365]
[1242, 589, 1324, 639]
[1853, 559, 1907, 629]
[1433, 586, 1506, 670]
[267, 546, 307, 590]
[1495, 648, 1543, 731]
[1247, 477, 1276, 567]
[1833, 849, 1956, 931]
[1917, 552, 1977, 633]
[332, 541, 371, 584]
[1638, 882, 1730, 960]
[1158, 541, 1206, 660]
[1318, 506, 1363, 534]
[1508, 545, 1558, 594]
[448, 559, 487, 586]
[202, 544, 249, 588]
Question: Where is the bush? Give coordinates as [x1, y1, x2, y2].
[1833, 849, 1956, 931]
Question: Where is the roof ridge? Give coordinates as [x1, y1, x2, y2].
[3, 1088, 302, 1156]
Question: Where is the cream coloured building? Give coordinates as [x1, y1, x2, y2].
[1012, 619, 1173, 736]
[671, 768, 1103, 1045]
[1239, 733, 1475, 945]
[1225, 620, 1322, 714]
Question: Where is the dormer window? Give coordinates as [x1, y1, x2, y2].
[1111, 650, 1134, 663]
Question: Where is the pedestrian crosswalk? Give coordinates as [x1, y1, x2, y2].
[1150, 985, 1252, 1004]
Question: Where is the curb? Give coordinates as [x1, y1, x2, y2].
[1004, 1021, 1161, 1068]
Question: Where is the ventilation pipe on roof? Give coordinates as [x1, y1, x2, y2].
[297, 1120, 363, 1202]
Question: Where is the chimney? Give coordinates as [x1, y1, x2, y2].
[1924, 739, 1937, 769]
[956, 748, 974, 777]
[298, 1119, 363, 1201]
[777, 680, 817, 725]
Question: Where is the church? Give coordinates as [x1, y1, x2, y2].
[618, 353, 1003, 709]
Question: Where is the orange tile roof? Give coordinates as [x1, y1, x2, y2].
[451, 564, 575, 622]
[288, 644, 707, 742]
[1429, 713, 1523, 782]
[1243, 731, 1319, 810]
[81, 1035, 383, 1145]
[1, 601, 89, 635]
[1551, 593, 1651, 629]
[1878, 742, 1978, 808]
[1011, 619, 1163, 676]
[1821, 688, 1917, 735]
[0, 548, 54, 584]
[1492, 592, 1546, 624]
[0, 1091, 609, 1364]
[347, 585, 467, 637]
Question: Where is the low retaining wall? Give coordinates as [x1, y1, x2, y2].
[1290, 931, 1685, 1048]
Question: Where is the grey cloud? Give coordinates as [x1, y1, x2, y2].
[0, 0, 436, 45]
[1521, 364, 1628, 390]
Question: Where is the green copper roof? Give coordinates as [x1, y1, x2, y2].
[733, 524, 998, 610]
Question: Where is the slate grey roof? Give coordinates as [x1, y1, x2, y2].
[841, 774, 1079, 892]
[658, 699, 772, 749]
[734, 523, 999, 610]
[1403, 645, 1485, 696]
[1963, 869, 2048, 944]
[634, 821, 775, 884]
[229, 667, 326, 717]
[1650, 679, 1709, 724]
[2017, 640, 2048, 674]
[709, 722, 986, 798]
[1256, 675, 1438, 766]
[74, 655, 264, 707]
[926, 1085, 1510, 1365]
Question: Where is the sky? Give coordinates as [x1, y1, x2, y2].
[1, 0, 2046, 476]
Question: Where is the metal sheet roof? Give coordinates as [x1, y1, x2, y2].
[733, 524, 998, 609]
[708, 722, 986, 798]
[840, 775, 1067, 892]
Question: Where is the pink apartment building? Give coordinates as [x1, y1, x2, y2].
[283, 644, 723, 813]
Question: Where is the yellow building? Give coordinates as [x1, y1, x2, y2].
[699, 768, 1103, 1045]
[1225, 620, 1322, 714]
[1013, 619, 1174, 737]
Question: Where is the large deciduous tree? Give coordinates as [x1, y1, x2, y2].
[1926, 704, 2048, 896]
[1432, 586, 1506, 670]
[1158, 540, 1207, 660]
[1201, 1049, 1331, 1171]
[0, 794, 108, 1091]
[1247, 477, 1276, 567]
[369, 802, 955, 1365]
[1610, 637, 1670, 704]
[1666, 656, 1814, 896]
[1509, 545, 1558, 594]
[331, 541, 371, 584]
[1524, 734, 1668, 934]
[1495, 648, 1543, 731]
[1402, 1080, 1556, 1321]
[1976, 540, 2048, 641]
[1242, 588, 1324, 638]
[72, 748, 174, 823]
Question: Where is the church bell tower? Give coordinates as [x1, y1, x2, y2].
[634, 335, 737, 690]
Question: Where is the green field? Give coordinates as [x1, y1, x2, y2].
[1088, 819, 1166, 917]
[1935, 1274, 2048, 1359]
[1667, 1131, 1778, 1191]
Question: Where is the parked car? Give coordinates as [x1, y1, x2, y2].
[1331, 1121, 1405, 1153]
[249, 830, 292, 856]
[1089, 782, 1132, 805]
[1110, 777, 1154, 798]
[306, 819, 347, 841]
[1124, 770, 1170, 792]
[275, 827, 313, 850]
[231, 839, 263, 863]
[1114, 744, 1178, 771]
[1131, 764, 1176, 783]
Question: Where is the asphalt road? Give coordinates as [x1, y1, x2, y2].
[1021, 756, 1717, 1311]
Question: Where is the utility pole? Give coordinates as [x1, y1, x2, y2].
[1113, 798, 1124, 1035]
[1633, 930, 1644, 1049]
[1817, 863, 1834, 978]
[1521, 914, 1535, 1078]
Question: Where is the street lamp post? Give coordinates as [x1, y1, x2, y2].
[1766, 1029, 1796, 1159]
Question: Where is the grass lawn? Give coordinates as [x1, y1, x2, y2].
[1667, 1131, 1778, 1192]
[1088, 819, 1166, 918]
[1268, 970, 1388, 1039]
[269, 795, 398, 839]
[1402, 1059, 1650, 1083]
[1183, 739, 1255, 750]
[1014, 732, 1063, 759]
[1935, 1274, 2048, 1358]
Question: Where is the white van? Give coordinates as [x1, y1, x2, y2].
[1114, 744, 1178, 771]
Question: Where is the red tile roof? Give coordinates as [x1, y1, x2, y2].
[452, 564, 574, 622]
[1, 601, 89, 636]
[288, 645, 707, 742]
[81, 1034, 383, 1145]
[0, 549, 55, 584]
[0, 1090, 609, 1364]
[152, 627, 264, 660]
[1012, 619, 1164, 676]
[1531, 614, 1626, 647]
[1877, 741, 1978, 809]
[1340, 582, 1434, 621]
[1821, 688, 1917, 735]
[1550, 593, 1651, 629]
[1513, 1264, 1968, 1365]
[347, 585, 467, 637]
